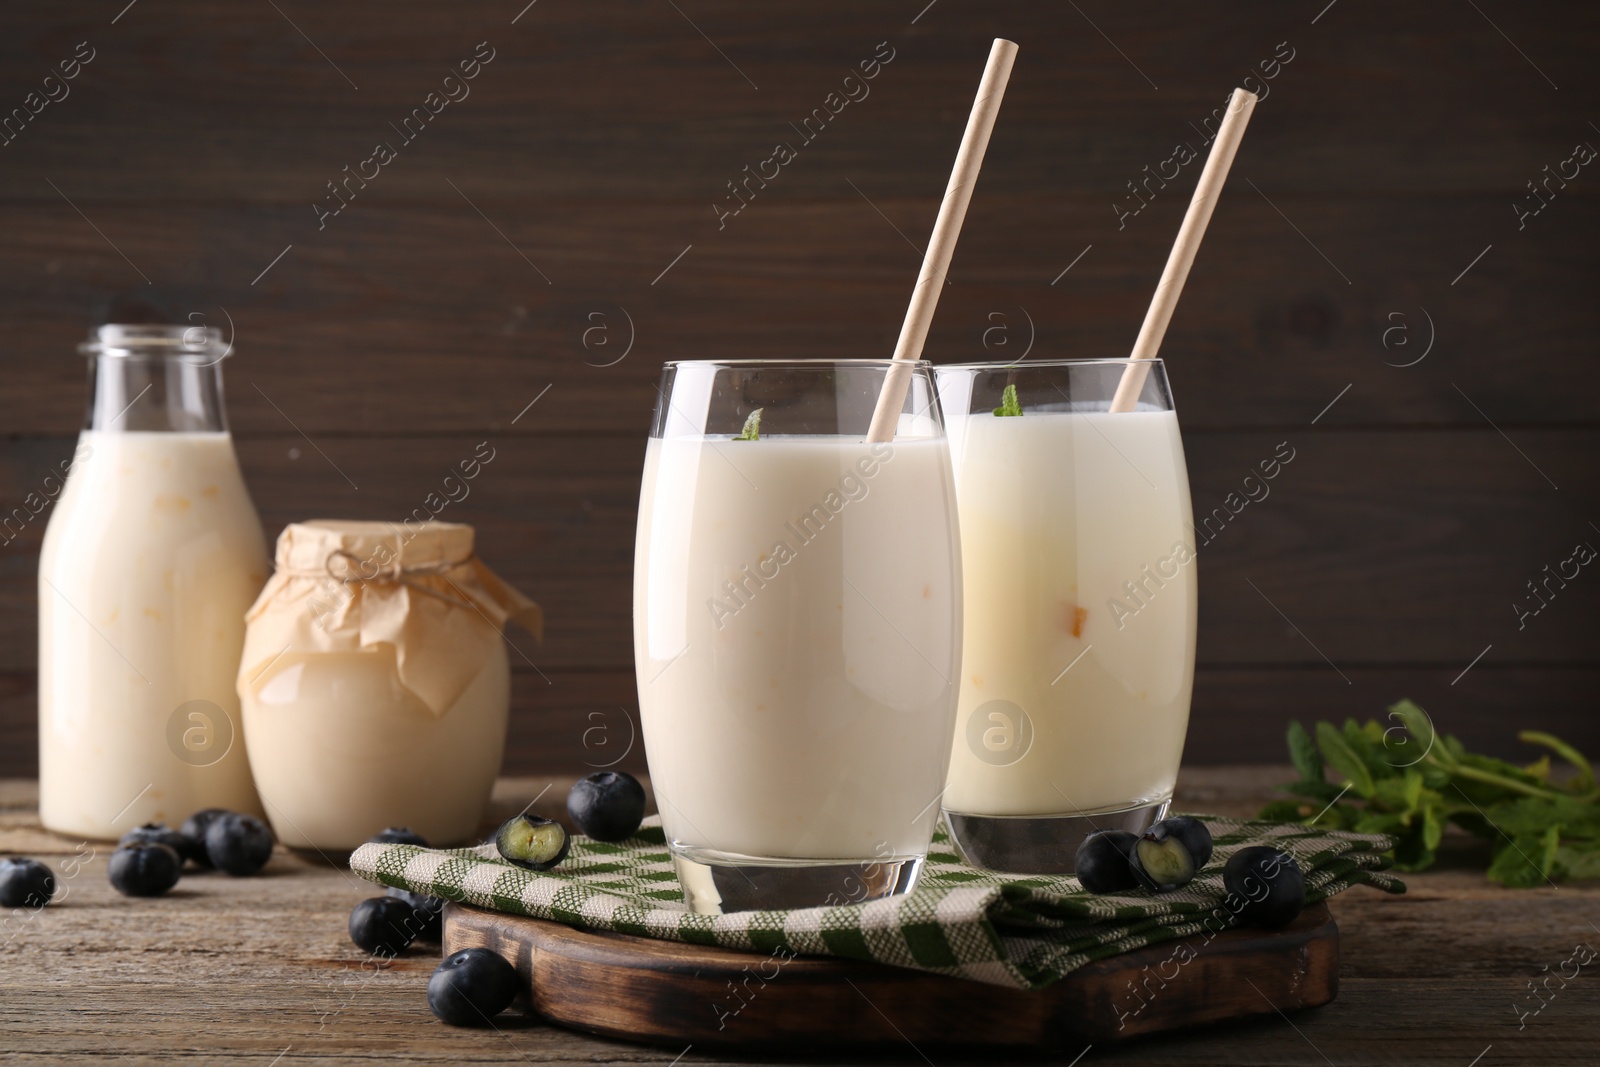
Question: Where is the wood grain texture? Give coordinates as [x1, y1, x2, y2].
[2, 770, 1597, 1065]
[0, 0, 1596, 780]
[443, 901, 1337, 1047]
[0, 196, 1597, 434]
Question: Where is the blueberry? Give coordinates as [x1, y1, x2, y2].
[204, 812, 274, 876]
[566, 772, 646, 842]
[428, 948, 520, 1026]
[1129, 822, 1200, 892]
[108, 843, 182, 897]
[0, 857, 57, 908]
[388, 887, 445, 942]
[348, 896, 423, 956]
[1223, 846, 1306, 929]
[494, 814, 569, 870]
[1073, 830, 1140, 893]
[369, 827, 428, 847]
[120, 822, 190, 861]
[1152, 816, 1213, 871]
[180, 808, 231, 868]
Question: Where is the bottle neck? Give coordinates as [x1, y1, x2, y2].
[86, 355, 231, 433]
[81, 324, 233, 433]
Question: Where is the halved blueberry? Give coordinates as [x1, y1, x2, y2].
[1152, 816, 1213, 871]
[428, 948, 519, 1026]
[1129, 822, 1200, 892]
[494, 814, 569, 871]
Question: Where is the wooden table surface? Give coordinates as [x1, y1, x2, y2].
[2, 769, 1595, 1066]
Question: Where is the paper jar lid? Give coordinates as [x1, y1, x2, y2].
[238, 520, 542, 716]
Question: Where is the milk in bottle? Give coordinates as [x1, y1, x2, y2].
[38, 325, 269, 839]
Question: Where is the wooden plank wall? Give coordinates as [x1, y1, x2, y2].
[1, 1, 1596, 777]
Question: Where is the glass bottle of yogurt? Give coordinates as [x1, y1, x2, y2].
[38, 324, 270, 840]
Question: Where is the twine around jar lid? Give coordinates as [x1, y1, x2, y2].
[320, 549, 480, 612]
[238, 520, 542, 715]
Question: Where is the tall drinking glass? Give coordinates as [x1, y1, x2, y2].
[934, 359, 1197, 872]
[634, 360, 961, 913]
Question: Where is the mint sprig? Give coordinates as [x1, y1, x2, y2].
[1262, 699, 1600, 885]
[734, 408, 762, 441]
[993, 383, 1023, 417]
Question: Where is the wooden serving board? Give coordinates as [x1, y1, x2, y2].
[443, 901, 1339, 1048]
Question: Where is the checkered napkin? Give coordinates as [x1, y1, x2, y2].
[349, 815, 1403, 991]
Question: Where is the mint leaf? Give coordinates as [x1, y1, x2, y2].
[1486, 826, 1560, 887]
[1344, 719, 1396, 782]
[735, 408, 762, 441]
[1372, 768, 1424, 814]
[1421, 797, 1447, 852]
[1385, 699, 1438, 768]
[1487, 796, 1600, 837]
[1287, 721, 1323, 783]
[1553, 841, 1600, 881]
[1519, 730, 1596, 792]
[993, 383, 1023, 417]
[1354, 810, 1408, 839]
[1318, 721, 1376, 797]
[1268, 702, 1600, 886]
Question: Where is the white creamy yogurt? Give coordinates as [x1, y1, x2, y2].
[633, 434, 961, 862]
[942, 409, 1197, 817]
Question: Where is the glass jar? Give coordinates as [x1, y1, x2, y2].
[238, 520, 541, 850]
[38, 324, 270, 840]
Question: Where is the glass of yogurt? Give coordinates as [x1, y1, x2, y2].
[634, 359, 961, 913]
[934, 359, 1197, 873]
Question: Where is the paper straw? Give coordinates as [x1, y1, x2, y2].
[865, 38, 1019, 443]
[1109, 87, 1258, 413]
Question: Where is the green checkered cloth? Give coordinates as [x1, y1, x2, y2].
[350, 815, 1402, 990]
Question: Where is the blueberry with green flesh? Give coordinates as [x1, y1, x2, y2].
[0, 857, 57, 908]
[1223, 846, 1305, 929]
[1129, 822, 1200, 891]
[428, 948, 519, 1026]
[204, 812, 274, 876]
[120, 822, 190, 860]
[1148, 816, 1213, 871]
[180, 808, 231, 867]
[495, 814, 569, 870]
[566, 771, 646, 842]
[388, 887, 445, 942]
[1073, 830, 1140, 893]
[369, 827, 428, 847]
[349, 896, 422, 956]
[108, 843, 182, 897]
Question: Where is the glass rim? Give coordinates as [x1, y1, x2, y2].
[935, 357, 1166, 370]
[79, 324, 232, 359]
[662, 358, 934, 370]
